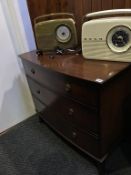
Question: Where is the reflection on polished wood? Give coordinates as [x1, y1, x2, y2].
[20, 50, 131, 162]
[20, 50, 131, 84]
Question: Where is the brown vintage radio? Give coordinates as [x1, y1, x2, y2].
[34, 13, 78, 52]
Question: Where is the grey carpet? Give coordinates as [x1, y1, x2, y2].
[0, 114, 131, 175]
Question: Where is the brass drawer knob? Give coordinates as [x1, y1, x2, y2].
[72, 131, 77, 139]
[31, 68, 35, 74]
[68, 108, 74, 116]
[65, 83, 71, 92]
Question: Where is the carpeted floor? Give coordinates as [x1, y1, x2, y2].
[0, 114, 131, 175]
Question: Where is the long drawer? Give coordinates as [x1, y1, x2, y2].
[22, 59, 99, 107]
[27, 77, 58, 106]
[33, 96, 46, 112]
[29, 80, 99, 134]
[39, 105, 101, 159]
[52, 97, 99, 134]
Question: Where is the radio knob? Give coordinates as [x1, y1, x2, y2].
[65, 83, 71, 92]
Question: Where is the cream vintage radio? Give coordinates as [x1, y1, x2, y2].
[34, 13, 78, 52]
[82, 9, 131, 62]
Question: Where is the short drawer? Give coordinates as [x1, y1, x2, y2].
[40, 95, 99, 134]
[27, 77, 58, 106]
[22, 60, 98, 107]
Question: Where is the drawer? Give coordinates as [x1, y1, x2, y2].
[63, 100, 99, 134]
[41, 108, 75, 141]
[33, 97, 46, 112]
[40, 94, 99, 134]
[40, 108, 101, 159]
[74, 130, 102, 159]
[22, 60, 98, 107]
[27, 77, 58, 106]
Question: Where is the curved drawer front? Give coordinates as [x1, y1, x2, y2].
[41, 106, 101, 159]
[22, 60, 98, 107]
[74, 130, 101, 159]
[62, 100, 99, 134]
[39, 93, 99, 134]
[33, 97, 46, 112]
[27, 77, 58, 106]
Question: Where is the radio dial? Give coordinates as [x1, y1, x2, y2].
[112, 30, 129, 47]
[56, 25, 71, 43]
[107, 26, 131, 53]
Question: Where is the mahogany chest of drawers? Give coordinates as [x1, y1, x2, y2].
[20, 51, 131, 162]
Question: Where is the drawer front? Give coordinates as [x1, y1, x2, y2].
[22, 60, 98, 107]
[33, 97, 46, 112]
[27, 77, 58, 106]
[39, 93, 99, 134]
[59, 98, 98, 134]
[40, 108, 101, 159]
[75, 130, 101, 159]
[63, 100, 99, 134]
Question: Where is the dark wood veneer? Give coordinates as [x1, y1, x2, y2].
[20, 1, 131, 172]
[21, 51, 130, 84]
[20, 51, 131, 162]
[33, 97, 46, 112]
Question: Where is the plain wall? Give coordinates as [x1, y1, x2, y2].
[0, 1, 35, 133]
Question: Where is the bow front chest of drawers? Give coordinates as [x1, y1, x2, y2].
[20, 51, 131, 162]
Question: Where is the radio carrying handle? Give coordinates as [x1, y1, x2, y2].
[34, 13, 75, 24]
[83, 9, 131, 21]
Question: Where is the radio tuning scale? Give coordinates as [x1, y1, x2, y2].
[56, 25, 71, 43]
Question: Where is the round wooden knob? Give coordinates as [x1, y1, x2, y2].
[68, 108, 74, 116]
[65, 83, 71, 92]
[31, 68, 35, 74]
[36, 90, 40, 94]
[72, 131, 77, 139]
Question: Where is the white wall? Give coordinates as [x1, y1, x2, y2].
[17, 0, 36, 51]
[0, 2, 35, 133]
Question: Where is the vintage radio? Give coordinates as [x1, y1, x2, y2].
[82, 9, 131, 62]
[34, 13, 78, 52]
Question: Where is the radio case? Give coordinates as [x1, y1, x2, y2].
[82, 9, 131, 62]
[34, 13, 78, 52]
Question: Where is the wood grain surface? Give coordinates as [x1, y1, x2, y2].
[27, 0, 131, 46]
